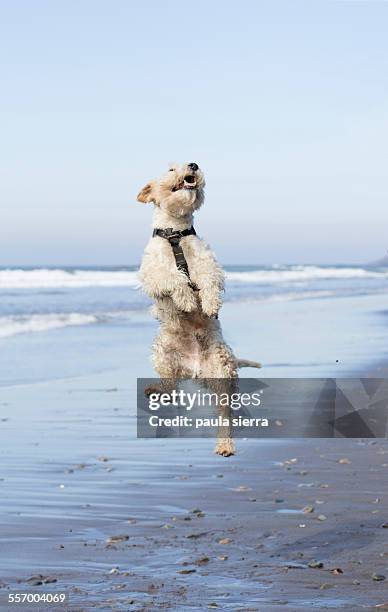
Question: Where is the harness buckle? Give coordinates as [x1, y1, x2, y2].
[166, 230, 182, 245]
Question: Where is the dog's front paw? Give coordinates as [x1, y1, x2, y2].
[171, 285, 197, 312]
[199, 290, 221, 318]
[215, 438, 235, 457]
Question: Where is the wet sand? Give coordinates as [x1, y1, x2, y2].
[1, 367, 388, 611]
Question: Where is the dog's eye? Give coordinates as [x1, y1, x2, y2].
[169, 168, 174, 172]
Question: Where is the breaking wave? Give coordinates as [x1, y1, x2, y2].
[0, 268, 140, 289]
[0, 313, 100, 338]
[226, 266, 388, 284]
[0, 266, 386, 290]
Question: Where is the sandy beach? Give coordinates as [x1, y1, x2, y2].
[1, 372, 388, 610]
[1, 294, 388, 610]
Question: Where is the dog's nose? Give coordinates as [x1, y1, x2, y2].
[188, 162, 199, 172]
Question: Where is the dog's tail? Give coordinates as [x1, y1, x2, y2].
[237, 358, 262, 369]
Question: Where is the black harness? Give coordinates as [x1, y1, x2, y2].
[152, 226, 196, 286]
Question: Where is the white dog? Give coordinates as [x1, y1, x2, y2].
[137, 162, 260, 456]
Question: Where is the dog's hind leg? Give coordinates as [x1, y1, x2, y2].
[200, 341, 238, 457]
[145, 329, 191, 398]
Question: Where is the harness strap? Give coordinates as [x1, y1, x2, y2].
[152, 226, 196, 286]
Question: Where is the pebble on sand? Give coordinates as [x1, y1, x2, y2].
[106, 535, 129, 544]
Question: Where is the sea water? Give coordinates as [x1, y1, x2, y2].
[0, 264, 387, 385]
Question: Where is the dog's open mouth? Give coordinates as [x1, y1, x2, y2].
[171, 175, 197, 192]
[183, 175, 197, 189]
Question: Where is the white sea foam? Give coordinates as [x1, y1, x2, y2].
[0, 313, 98, 338]
[0, 291, 336, 339]
[0, 266, 386, 290]
[0, 269, 140, 289]
[226, 266, 387, 284]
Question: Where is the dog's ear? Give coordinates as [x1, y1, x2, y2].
[137, 181, 156, 204]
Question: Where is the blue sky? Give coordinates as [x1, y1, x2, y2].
[1, 0, 387, 265]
